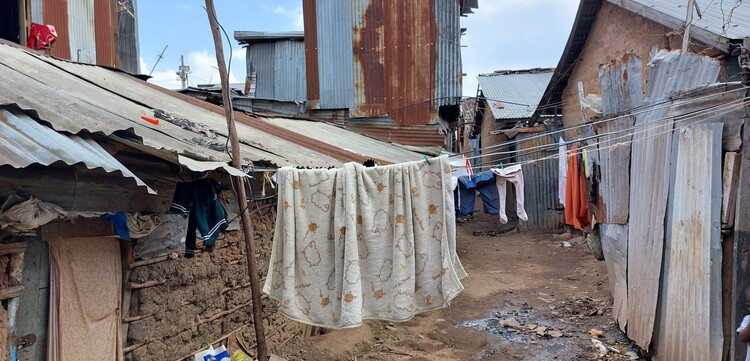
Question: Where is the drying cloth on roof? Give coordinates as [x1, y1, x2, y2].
[170, 179, 228, 255]
[265, 156, 466, 329]
[0, 195, 66, 233]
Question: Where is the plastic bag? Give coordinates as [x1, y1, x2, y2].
[194, 345, 231, 361]
[230, 349, 253, 361]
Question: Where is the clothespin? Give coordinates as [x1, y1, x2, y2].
[499, 162, 505, 170]
[423, 156, 431, 165]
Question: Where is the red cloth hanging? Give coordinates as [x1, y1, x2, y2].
[27, 23, 57, 50]
[564, 144, 591, 230]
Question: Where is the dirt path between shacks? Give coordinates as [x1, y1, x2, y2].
[272, 214, 635, 361]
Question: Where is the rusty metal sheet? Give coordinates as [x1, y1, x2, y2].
[626, 50, 720, 350]
[515, 132, 565, 232]
[654, 124, 723, 361]
[302, 0, 320, 101]
[344, 123, 445, 146]
[595, 54, 643, 224]
[352, 0, 386, 118]
[600, 223, 628, 330]
[94, 0, 116, 68]
[44, 0, 71, 59]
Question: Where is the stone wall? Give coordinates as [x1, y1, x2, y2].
[124, 202, 303, 360]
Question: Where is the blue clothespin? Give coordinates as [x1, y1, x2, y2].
[424, 156, 431, 165]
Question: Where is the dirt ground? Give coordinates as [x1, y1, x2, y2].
[274, 214, 638, 361]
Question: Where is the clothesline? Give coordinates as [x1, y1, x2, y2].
[450, 84, 748, 158]
[458, 97, 747, 171]
[464, 95, 747, 167]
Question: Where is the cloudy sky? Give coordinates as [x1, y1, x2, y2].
[138, 0, 579, 96]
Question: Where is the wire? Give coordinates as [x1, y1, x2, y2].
[461, 97, 747, 171]
[451, 83, 748, 158]
[468, 95, 746, 166]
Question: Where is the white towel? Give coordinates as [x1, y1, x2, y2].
[264, 156, 466, 329]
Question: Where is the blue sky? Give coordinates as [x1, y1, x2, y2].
[138, 0, 579, 96]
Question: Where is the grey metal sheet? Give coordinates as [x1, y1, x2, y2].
[515, 132, 565, 232]
[259, 116, 424, 164]
[600, 223, 629, 331]
[14, 45, 339, 167]
[655, 124, 723, 361]
[0, 44, 232, 163]
[626, 50, 720, 350]
[249, 42, 276, 99]
[30, 0, 43, 23]
[0, 107, 155, 194]
[434, 0, 462, 107]
[595, 55, 643, 224]
[477, 70, 554, 120]
[315, 0, 354, 110]
[273, 40, 307, 101]
[67, 0, 96, 64]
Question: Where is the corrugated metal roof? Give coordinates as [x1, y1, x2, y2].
[261, 117, 423, 164]
[626, 50, 720, 350]
[655, 123, 723, 361]
[234, 31, 304, 44]
[478, 69, 554, 120]
[0, 106, 155, 194]
[0, 42, 420, 169]
[612, 0, 750, 45]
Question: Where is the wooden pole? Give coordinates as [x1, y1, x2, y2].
[203, 1, 268, 360]
[730, 37, 750, 361]
[681, 0, 695, 53]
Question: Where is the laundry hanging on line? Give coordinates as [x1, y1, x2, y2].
[170, 179, 228, 258]
[564, 144, 591, 231]
[491, 164, 528, 224]
[456, 171, 499, 217]
[265, 155, 466, 329]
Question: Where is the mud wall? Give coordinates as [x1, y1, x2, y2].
[124, 202, 304, 360]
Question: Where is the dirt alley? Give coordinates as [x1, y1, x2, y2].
[274, 214, 634, 360]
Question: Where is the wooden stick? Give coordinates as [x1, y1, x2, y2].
[0, 286, 24, 300]
[123, 342, 146, 354]
[204, 1, 267, 360]
[130, 280, 166, 289]
[129, 255, 169, 268]
[122, 313, 156, 323]
[198, 302, 251, 324]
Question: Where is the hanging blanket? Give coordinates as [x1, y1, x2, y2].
[264, 156, 466, 329]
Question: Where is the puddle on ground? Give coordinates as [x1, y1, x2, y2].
[457, 300, 636, 360]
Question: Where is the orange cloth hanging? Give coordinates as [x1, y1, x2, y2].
[564, 144, 591, 230]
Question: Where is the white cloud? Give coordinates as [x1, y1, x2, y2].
[264, 4, 304, 31]
[460, 0, 579, 95]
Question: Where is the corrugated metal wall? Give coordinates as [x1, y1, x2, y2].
[249, 42, 276, 99]
[29, 0, 138, 72]
[66, 0, 96, 64]
[116, 0, 139, 73]
[247, 40, 306, 101]
[274, 40, 306, 101]
[434, 0, 461, 107]
[315, 0, 354, 110]
[304, 0, 463, 125]
[515, 132, 565, 232]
